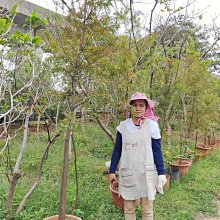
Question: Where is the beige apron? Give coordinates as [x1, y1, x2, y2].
[118, 119, 157, 201]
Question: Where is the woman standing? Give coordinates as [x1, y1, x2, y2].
[109, 92, 166, 220]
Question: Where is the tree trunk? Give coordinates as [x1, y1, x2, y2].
[14, 115, 30, 173]
[5, 172, 21, 211]
[37, 115, 41, 137]
[68, 131, 72, 160]
[181, 93, 187, 140]
[80, 108, 85, 134]
[187, 98, 195, 139]
[59, 129, 70, 220]
[195, 131, 198, 148]
[55, 103, 60, 133]
[161, 96, 174, 138]
[71, 133, 79, 215]
[195, 112, 199, 148]
[6, 114, 30, 211]
[167, 121, 171, 149]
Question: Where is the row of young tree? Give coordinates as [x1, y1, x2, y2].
[0, 0, 220, 218]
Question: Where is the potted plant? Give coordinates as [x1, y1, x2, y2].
[163, 148, 179, 184]
[175, 143, 196, 166]
[169, 140, 191, 177]
[169, 159, 190, 177]
[195, 143, 211, 157]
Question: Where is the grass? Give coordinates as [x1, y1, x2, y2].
[0, 123, 220, 219]
[154, 149, 220, 220]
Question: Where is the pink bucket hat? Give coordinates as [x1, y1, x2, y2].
[128, 92, 158, 123]
[129, 92, 155, 108]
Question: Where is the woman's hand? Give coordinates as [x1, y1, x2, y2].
[109, 173, 117, 183]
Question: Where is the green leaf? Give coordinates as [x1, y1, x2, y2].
[10, 4, 18, 14]
[0, 19, 6, 27]
[32, 36, 42, 44]
[0, 39, 6, 44]
[25, 10, 48, 28]
[23, 34, 31, 43]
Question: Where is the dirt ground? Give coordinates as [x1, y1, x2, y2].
[196, 199, 220, 220]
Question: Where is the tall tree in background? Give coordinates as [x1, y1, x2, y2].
[0, 6, 58, 214]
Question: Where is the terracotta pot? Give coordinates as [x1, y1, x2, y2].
[44, 215, 82, 220]
[196, 145, 211, 157]
[169, 160, 191, 177]
[196, 143, 205, 148]
[175, 157, 193, 166]
[109, 181, 124, 210]
[109, 181, 140, 210]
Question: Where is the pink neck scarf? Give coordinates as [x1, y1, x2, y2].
[126, 100, 159, 127]
[135, 105, 159, 127]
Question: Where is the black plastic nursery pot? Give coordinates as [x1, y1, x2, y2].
[165, 167, 180, 183]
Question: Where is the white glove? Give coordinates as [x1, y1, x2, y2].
[156, 175, 167, 194]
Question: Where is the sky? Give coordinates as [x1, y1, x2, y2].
[26, 0, 220, 26]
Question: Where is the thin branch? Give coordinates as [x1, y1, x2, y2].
[16, 133, 60, 214]
[94, 113, 115, 146]
[129, 0, 140, 54]
[200, 37, 220, 60]
[149, 0, 159, 34]
[61, 0, 73, 12]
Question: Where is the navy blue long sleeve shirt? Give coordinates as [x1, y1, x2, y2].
[109, 131, 165, 175]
